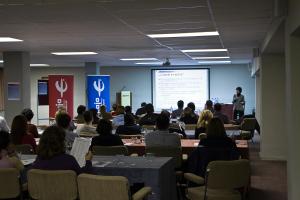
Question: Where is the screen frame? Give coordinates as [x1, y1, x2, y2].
[151, 67, 210, 110]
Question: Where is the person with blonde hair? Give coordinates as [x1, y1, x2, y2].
[195, 110, 213, 139]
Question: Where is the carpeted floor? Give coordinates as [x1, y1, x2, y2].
[248, 134, 287, 200]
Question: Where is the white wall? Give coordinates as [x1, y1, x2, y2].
[101, 64, 255, 114]
[30, 67, 86, 125]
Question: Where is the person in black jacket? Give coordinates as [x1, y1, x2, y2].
[116, 114, 142, 135]
[138, 104, 158, 126]
[91, 119, 123, 147]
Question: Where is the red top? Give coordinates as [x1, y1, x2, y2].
[28, 124, 39, 138]
[21, 134, 37, 152]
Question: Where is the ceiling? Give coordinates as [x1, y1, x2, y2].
[0, 0, 275, 67]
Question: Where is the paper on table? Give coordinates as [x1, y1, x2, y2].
[194, 143, 198, 147]
[22, 159, 35, 166]
[70, 137, 92, 167]
[124, 143, 133, 146]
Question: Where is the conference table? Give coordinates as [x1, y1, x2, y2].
[123, 139, 249, 159]
[21, 155, 177, 200]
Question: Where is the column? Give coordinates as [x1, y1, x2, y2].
[3, 51, 31, 125]
[85, 62, 100, 75]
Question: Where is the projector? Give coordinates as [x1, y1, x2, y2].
[162, 58, 171, 66]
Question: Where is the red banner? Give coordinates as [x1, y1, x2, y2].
[48, 75, 74, 118]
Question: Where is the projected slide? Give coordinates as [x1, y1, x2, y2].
[152, 69, 209, 111]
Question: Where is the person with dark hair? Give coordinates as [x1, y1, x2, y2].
[187, 102, 199, 118]
[10, 115, 37, 152]
[162, 110, 187, 138]
[116, 114, 142, 135]
[135, 102, 147, 116]
[90, 108, 100, 125]
[171, 100, 184, 119]
[139, 103, 159, 126]
[111, 103, 118, 116]
[31, 126, 92, 174]
[76, 111, 97, 135]
[91, 119, 124, 146]
[99, 105, 113, 121]
[145, 114, 181, 147]
[21, 108, 39, 138]
[205, 100, 214, 113]
[213, 103, 229, 124]
[75, 105, 86, 124]
[179, 107, 198, 124]
[55, 113, 78, 146]
[0, 130, 23, 170]
[112, 105, 125, 127]
[232, 87, 245, 120]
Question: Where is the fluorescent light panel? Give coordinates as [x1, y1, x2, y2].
[51, 52, 98, 55]
[193, 56, 230, 60]
[0, 37, 23, 42]
[198, 61, 231, 64]
[0, 60, 3, 63]
[30, 64, 50, 67]
[120, 58, 158, 61]
[135, 62, 162, 65]
[147, 31, 219, 38]
[181, 49, 228, 53]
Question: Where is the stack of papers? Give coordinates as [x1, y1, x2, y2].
[70, 137, 92, 167]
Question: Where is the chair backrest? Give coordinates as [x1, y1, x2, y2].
[240, 118, 256, 131]
[145, 146, 182, 169]
[206, 159, 250, 190]
[78, 174, 130, 200]
[15, 144, 34, 154]
[28, 169, 77, 200]
[0, 168, 20, 199]
[79, 131, 97, 138]
[92, 145, 129, 156]
[142, 125, 156, 130]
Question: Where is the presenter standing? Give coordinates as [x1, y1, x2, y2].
[232, 87, 245, 120]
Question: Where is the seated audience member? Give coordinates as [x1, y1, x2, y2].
[125, 106, 135, 116]
[116, 114, 142, 135]
[213, 103, 229, 124]
[76, 111, 97, 135]
[54, 106, 76, 131]
[161, 110, 186, 138]
[171, 100, 184, 119]
[195, 110, 213, 139]
[205, 100, 214, 113]
[145, 114, 181, 147]
[55, 113, 78, 146]
[90, 108, 100, 125]
[139, 104, 158, 126]
[135, 102, 147, 116]
[111, 103, 118, 116]
[10, 115, 37, 152]
[187, 102, 199, 118]
[180, 107, 198, 124]
[99, 105, 113, 121]
[112, 105, 125, 127]
[0, 116, 10, 132]
[0, 130, 23, 170]
[75, 105, 86, 124]
[31, 126, 92, 174]
[91, 119, 124, 146]
[21, 108, 39, 138]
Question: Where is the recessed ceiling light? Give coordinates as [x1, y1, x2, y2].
[147, 31, 219, 38]
[0, 37, 23, 42]
[198, 61, 231, 64]
[120, 58, 158, 61]
[181, 49, 228, 53]
[51, 52, 98, 55]
[135, 62, 162, 65]
[193, 56, 230, 60]
[30, 64, 50, 67]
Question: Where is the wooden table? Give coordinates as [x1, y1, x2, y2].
[122, 139, 249, 159]
[185, 124, 240, 131]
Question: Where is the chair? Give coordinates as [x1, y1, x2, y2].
[78, 174, 152, 200]
[240, 118, 256, 141]
[15, 144, 34, 154]
[186, 159, 250, 200]
[0, 168, 21, 199]
[79, 131, 98, 138]
[27, 169, 77, 200]
[92, 145, 129, 156]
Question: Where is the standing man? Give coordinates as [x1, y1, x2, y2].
[232, 87, 245, 120]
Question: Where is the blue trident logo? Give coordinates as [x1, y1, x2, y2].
[93, 79, 105, 97]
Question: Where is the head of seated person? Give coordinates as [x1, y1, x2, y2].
[124, 114, 136, 126]
[206, 118, 227, 138]
[37, 126, 66, 160]
[124, 106, 132, 115]
[197, 110, 213, 129]
[187, 102, 196, 112]
[55, 113, 71, 130]
[214, 103, 222, 113]
[156, 114, 170, 131]
[96, 119, 113, 136]
[77, 105, 86, 116]
[10, 115, 29, 145]
[205, 100, 214, 112]
[177, 100, 184, 110]
[21, 108, 34, 123]
[90, 108, 99, 120]
[116, 105, 125, 115]
[161, 110, 171, 118]
[83, 111, 93, 125]
[145, 103, 155, 115]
